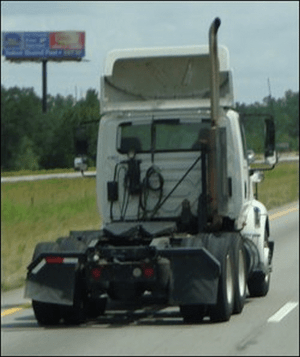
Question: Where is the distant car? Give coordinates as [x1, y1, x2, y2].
[247, 149, 255, 164]
[74, 156, 88, 173]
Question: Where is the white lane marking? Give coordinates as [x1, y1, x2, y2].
[268, 302, 298, 323]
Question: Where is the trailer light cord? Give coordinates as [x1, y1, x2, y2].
[110, 162, 129, 221]
[139, 166, 164, 220]
[120, 166, 130, 220]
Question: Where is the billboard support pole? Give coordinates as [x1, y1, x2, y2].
[42, 59, 47, 113]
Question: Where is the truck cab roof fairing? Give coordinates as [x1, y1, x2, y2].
[101, 46, 234, 111]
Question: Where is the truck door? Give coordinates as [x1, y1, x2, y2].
[239, 118, 250, 202]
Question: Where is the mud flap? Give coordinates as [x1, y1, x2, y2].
[159, 248, 221, 305]
[24, 257, 80, 306]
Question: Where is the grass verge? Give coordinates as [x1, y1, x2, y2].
[253, 161, 299, 209]
[1, 176, 100, 291]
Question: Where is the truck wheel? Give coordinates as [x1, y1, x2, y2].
[86, 297, 107, 318]
[210, 242, 234, 322]
[61, 290, 86, 325]
[247, 270, 270, 297]
[247, 230, 271, 297]
[61, 273, 87, 325]
[232, 235, 247, 314]
[61, 305, 86, 325]
[32, 300, 61, 325]
[180, 304, 206, 323]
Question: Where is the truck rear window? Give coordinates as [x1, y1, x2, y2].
[118, 120, 210, 153]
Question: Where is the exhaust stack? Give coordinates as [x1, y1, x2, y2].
[209, 17, 221, 127]
[206, 17, 227, 230]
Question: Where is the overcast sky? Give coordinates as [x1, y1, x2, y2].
[1, 1, 299, 104]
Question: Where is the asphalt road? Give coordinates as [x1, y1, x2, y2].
[1, 170, 97, 183]
[1, 202, 299, 356]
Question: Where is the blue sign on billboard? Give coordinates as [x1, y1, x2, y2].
[2, 31, 85, 60]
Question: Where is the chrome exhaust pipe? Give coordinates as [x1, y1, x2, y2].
[206, 17, 222, 229]
[209, 17, 221, 127]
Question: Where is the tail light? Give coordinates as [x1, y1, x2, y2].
[91, 267, 103, 281]
[45, 256, 64, 264]
[142, 265, 154, 278]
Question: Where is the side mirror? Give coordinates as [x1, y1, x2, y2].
[264, 117, 276, 165]
[75, 126, 88, 156]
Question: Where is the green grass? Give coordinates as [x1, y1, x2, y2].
[1, 177, 100, 291]
[1, 162, 298, 291]
[253, 161, 299, 209]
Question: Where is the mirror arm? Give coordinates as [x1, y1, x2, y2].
[249, 163, 276, 176]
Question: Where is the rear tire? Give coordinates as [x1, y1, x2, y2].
[180, 304, 206, 323]
[61, 305, 86, 325]
[247, 229, 271, 297]
[232, 235, 247, 314]
[247, 271, 270, 297]
[210, 240, 234, 322]
[32, 300, 61, 326]
[86, 297, 107, 318]
[61, 275, 87, 325]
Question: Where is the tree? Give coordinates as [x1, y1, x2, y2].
[14, 136, 39, 170]
[1, 86, 42, 170]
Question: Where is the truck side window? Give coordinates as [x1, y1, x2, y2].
[239, 119, 248, 160]
[118, 123, 151, 153]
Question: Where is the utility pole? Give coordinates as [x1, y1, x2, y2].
[42, 60, 47, 113]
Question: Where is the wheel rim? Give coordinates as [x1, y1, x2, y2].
[264, 269, 270, 284]
[264, 230, 271, 285]
[226, 254, 234, 305]
[238, 249, 246, 297]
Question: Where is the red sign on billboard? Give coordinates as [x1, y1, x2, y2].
[49, 32, 85, 50]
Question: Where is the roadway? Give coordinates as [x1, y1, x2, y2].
[1, 202, 299, 356]
[1, 170, 97, 183]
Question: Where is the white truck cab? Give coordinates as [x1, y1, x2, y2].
[97, 45, 258, 229]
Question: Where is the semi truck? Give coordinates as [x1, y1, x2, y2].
[25, 18, 276, 325]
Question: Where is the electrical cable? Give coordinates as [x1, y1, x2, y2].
[110, 163, 128, 221]
[120, 166, 131, 220]
[139, 166, 164, 220]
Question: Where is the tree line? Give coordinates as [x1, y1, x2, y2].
[1, 85, 299, 172]
[1, 86, 99, 171]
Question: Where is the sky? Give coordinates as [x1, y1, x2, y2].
[1, 1, 299, 104]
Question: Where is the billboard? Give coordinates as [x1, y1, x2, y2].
[2, 31, 85, 61]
